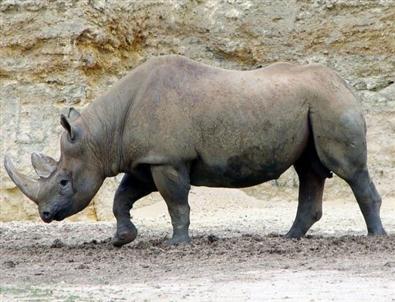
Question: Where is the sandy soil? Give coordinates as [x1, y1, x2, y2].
[1, 188, 395, 301]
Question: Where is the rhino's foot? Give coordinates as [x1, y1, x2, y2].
[165, 234, 191, 246]
[284, 229, 304, 239]
[368, 227, 387, 236]
[112, 224, 138, 247]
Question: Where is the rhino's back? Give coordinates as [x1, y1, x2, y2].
[128, 56, 316, 187]
[191, 67, 310, 186]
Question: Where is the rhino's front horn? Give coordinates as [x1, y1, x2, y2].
[31, 152, 57, 178]
[4, 155, 43, 205]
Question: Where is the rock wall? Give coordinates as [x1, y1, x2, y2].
[1, 0, 394, 221]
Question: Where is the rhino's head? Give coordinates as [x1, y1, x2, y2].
[4, 108, 104, 222]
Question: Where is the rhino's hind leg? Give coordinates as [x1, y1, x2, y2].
[309, 97, 386, 235]
[346, 170, 386, 235]
[151, 164, 191, 245]
[112, 173, 155, 247]
[286, 143, 327, 239]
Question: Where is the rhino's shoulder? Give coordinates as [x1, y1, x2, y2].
[293, 63, 339, 77]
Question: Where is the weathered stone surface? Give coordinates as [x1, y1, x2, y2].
[1, 0, 394, 221]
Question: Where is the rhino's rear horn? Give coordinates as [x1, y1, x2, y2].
[31, 152, 57, 178]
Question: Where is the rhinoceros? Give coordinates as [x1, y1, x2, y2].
[4, 55, 386, 246]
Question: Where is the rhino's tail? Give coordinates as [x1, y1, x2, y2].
[301, 112, 333, 179]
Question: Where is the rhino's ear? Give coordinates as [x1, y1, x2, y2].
[60, 114, 77, 141]
[67, 107, 80, 121]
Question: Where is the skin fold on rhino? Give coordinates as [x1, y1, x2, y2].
[4, 55, 386, 246]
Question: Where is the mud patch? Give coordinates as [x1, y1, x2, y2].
[1, 222, 395, 301]
[1, 197, 395, 301]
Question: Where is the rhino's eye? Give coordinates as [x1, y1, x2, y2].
[60, 179, 69, 187]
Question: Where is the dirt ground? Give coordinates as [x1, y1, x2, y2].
[1, 187, 395, 301]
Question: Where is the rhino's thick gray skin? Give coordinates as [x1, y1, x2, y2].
[4, 55, 386, 246]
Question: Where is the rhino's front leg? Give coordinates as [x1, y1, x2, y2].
[151, 164, 191, 245]
[112, 173, 154, 247]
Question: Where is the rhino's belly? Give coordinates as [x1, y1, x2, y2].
[190, 146, 296, 188]
[189, 114, 309, 188]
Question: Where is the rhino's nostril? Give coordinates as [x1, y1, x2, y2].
[43, 211, 51, 220]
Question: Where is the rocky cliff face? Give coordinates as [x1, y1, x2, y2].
[1, 0, 394, 221]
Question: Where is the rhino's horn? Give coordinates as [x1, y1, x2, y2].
[4, 155, 43, 205]
[31, 152, 57, 178]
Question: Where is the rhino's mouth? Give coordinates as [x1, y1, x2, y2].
[40, 206, 70, 223]
[41, 216, 53, 223]
[53, 209, 69, 221]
